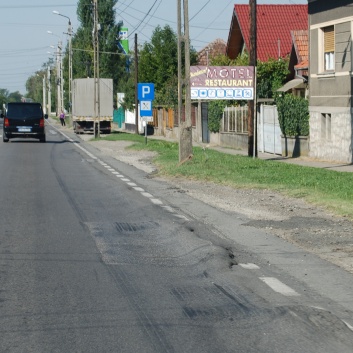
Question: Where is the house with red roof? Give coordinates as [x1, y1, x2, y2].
[226, 4, 308, 84]
[197, 39, 227, 66]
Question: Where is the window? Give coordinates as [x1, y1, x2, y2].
[323, 26, 335, 71]
[321, 113, 332, 140]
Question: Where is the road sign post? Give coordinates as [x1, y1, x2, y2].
[138, 83, 155, 144]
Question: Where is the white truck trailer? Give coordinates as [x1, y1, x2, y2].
[72, 78, 113, 134]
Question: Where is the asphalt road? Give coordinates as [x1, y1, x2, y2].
[0, 120, 352, 352]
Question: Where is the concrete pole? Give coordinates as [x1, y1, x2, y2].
[134, 33, 139, 134]
[68, 21, 72, 118]
[93, 0, 100, 138]
[57, 41, 62, 115]
[47, 65, 51, 116]
[43, 76, 46, 115]
[177, 0, 193, 162]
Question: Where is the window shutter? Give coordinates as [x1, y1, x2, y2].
[324, 26, 334, 53]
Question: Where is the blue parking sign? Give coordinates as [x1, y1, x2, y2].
[138, 83, 155, 101]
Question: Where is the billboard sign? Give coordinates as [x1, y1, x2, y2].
[190, 66, 254, 100]
[118, 27, 129, 54]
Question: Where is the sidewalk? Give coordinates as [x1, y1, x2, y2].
[146, 134, 353, 173]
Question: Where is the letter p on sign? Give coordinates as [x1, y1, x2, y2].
[138, 83, 155, 101]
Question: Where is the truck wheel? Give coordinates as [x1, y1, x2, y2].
[3, 133, 9, 142]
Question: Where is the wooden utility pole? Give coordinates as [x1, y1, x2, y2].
[135, 33, 139, 134]
[177, 0, 193, 163]
[248, 0, 257, 157]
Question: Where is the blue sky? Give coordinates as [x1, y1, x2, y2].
[0, 0, 307, 95]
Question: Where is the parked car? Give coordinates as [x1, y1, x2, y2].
[1, 102, 48, 142]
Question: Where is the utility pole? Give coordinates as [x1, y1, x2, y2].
[134, 33, 139, 134]
[42, 75, 46, 115]
[57, 41, 62, 115]
[68, 20, 72, 118]
[47, 65, 51, 116]
[93, 0, 100, 138]
[177, 0, 193, 163]
[248, 0, 257, 157]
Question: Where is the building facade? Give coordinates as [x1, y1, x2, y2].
[309, 0, 353, 163]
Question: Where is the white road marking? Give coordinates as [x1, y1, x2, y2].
[239, 263, 260, 270]
[259, 277, 300, 297]
[51, 122, 190, 222]
[142, 192, 153, 198]
[174, 214, 189, 221]
[343, 321, 353, 331]
[150, 199, 163, 205]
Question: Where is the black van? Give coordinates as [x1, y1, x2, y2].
[1, 102, 48, 142]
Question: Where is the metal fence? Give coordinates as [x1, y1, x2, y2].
[221, 106, 248, 133]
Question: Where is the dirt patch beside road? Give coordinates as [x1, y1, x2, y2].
[88, 139, 353, 275]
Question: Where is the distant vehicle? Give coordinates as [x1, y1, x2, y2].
[72, 78, 113, 134]
[1, 102, 48, 143]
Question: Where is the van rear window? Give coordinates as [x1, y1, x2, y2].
[7, 103, 42, 119]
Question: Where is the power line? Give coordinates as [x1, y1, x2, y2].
[127, 0, 159, 37]
[190, 0, 212, 21]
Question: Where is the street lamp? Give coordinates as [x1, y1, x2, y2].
[53, 10, 73, 117]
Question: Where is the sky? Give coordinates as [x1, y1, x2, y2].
[0, 0, 307, 95]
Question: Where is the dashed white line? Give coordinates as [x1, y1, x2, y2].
[259, 277, 300, 297]
[52, 123, 190, 222]
[161, 205, 174, 212]
[239, 263, 260, 270]
[142, 192, 153, 198]
[150, 199, 163, 205]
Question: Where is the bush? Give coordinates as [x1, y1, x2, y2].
[208, 100, 227, 133]
[276, 94, 309, 136]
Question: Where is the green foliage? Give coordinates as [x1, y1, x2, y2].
[136, 25, 197, 107]
[276, 94, 309, 136]
[210, 53, 249, 66]
[71, 0, 125, 108]
[208, 100, 227, 133]
[257, 58, 289, 99]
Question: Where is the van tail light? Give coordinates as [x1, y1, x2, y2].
[39, 118, 45, 128]
[4, 118, 9, 127]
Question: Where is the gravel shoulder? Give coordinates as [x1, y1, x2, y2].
[86, 138, 353, 275]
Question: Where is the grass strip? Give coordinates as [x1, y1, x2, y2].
[95, 132, 353, 219]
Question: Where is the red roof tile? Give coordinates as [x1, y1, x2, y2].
[229, 4, 308, 62]
[291, 30, 308, 63]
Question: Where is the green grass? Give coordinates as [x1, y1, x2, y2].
[94, 132, 353, 219]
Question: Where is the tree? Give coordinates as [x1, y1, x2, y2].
[0, 89, 10, 108]
[137, 25, 197, 107]
[71, 0, 126, 105]
[257, 57, 289, 99]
